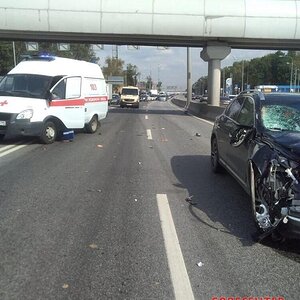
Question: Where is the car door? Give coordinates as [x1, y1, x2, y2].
[216, 98, 243, 165]
[49, 76, 85, 129]
[227, 96, 255, 185]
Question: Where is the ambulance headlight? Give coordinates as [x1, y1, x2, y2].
[16, 109, 33, 120]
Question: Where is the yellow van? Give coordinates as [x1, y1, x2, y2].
[120, 86, 139, 108]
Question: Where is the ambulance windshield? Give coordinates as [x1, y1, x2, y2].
[0, 74, 52, 99]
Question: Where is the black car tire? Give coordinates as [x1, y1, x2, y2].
[211, 137, 222, 173]
[39, 120, 57, 144]
[85, 115, 99, 134]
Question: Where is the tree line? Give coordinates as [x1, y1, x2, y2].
[193, 50, 300, 95]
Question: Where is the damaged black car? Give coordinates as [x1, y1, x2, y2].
[211, 91, 300, 241]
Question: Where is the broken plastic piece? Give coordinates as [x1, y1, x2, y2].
[197, 262, 204, 267]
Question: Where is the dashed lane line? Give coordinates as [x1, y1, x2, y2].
[147, 129, 153, 140]
[156, 194, 195, 300]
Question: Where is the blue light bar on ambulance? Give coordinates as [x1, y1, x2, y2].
[21, 53, 56, 62]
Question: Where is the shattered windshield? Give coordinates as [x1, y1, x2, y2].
[261, 103, 300, 132]
[0, 74, 52, 99]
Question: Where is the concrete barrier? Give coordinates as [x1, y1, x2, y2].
[171, 97, 225, 122]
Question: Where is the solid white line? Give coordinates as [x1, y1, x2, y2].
[0, 141, 24, 153]
[0, 143, 30, 158]
[156, 194, 195, 300]
[146, 129, 152, 140]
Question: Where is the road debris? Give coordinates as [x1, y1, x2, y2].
[87, 188, 102, 193]
[185, 195, 197, 205]
[197, 261, 204, 267]
[62, 283, 69, 289]
[89, 244, 98, 249]
[195, 132, 201, 137]
[97, 144, 103, 148]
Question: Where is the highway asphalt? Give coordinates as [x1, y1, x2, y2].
[0, 100, 299, 300]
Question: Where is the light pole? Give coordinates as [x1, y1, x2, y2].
[241, 60, 244, 91]
[288, 59, 294, 92]
[12, 42, 16, 66]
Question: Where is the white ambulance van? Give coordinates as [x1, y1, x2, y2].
[0, 55, 108, 143]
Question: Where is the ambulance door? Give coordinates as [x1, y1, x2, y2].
[49, 76, 85, 129]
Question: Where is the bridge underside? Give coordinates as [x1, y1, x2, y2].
[0, 30, 299, 50]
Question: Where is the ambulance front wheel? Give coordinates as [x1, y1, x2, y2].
[85, 115, 99, 133]
[39, 121, 57, 144]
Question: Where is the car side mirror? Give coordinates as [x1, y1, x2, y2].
[230, 127, 254, 147]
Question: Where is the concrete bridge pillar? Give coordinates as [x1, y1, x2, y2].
[200, 44, 231, 106]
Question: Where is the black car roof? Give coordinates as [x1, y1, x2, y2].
[263, 93, 300, 104]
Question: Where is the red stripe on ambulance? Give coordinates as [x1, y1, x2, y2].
[49, 99, 85, 107]
[85, 96, 108, 103]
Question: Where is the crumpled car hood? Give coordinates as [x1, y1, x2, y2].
[266, 132, 300, 158]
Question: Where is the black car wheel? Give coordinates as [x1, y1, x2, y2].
[40, 121, 57, 144]
[85, 115, 99, 133]
[211, 137, 222, 173]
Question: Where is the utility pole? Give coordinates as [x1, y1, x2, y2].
[185, 47, 192, 111]
[12, 42, 16, 66]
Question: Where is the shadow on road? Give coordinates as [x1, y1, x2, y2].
[170, 154, 300, 259]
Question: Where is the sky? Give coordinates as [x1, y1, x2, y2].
[95, 45, 275, 91]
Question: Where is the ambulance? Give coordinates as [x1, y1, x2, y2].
[0, 55, 108, 143]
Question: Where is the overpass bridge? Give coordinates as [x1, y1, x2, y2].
[0, 0, 300, 106]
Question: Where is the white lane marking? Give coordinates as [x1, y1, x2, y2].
[0, 142, 31, 158]
[147, 129, 153, 140]
[156, 194, 195, 300]
[145, 115, 149, 120]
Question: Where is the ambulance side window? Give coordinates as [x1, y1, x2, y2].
[51, 79, 66, 99]
[65, 77, 81, 99]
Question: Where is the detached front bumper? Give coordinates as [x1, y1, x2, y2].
[278, 208, 300, 239]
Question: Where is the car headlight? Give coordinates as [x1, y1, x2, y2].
[16, 109, 33, 120]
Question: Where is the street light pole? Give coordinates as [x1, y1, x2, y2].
[12, 41, 16, 66]
[241, 60, 244, 91]
[290, 59, 294, 92]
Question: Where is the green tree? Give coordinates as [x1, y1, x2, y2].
[157, 81, 162, 91]
[124, 63, 139, 86]
[204, 50, 300, 91]
[0, 42, 15, 75]
[146, 75, 153, 90]
[193, 76, 207, 95]
[102, 57, 124, 78]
